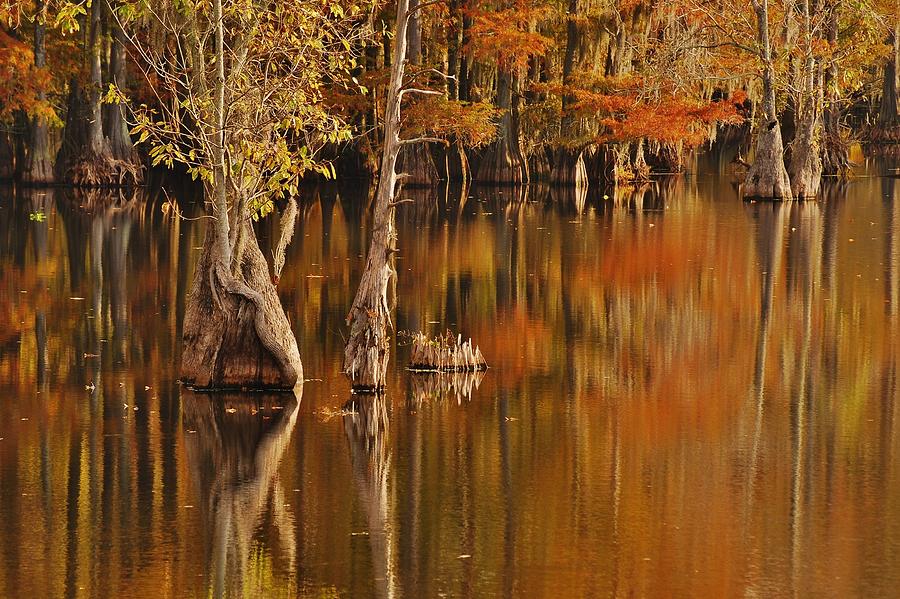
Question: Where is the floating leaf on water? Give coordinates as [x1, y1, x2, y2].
[69, 297, 85, 301]
[457, 554, 472, 559]
[225, 408, 237, 414]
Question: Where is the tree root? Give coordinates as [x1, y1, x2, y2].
[214, 262, 298, 386]
[66, 151, 144, 187]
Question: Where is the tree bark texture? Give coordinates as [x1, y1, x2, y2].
[344, 0, 413, 391]
[397, 143, 439, 186]
[103, 18, 138, 163]
[743, 0, 792, 199]
[551, 147, 587, 186]
[181, 220, 302, 390]
[476, 69, 528, 184]
[821, 2, 850, 176]
[23, 0, 54, 184]
[876, 21, 900, 142]
[788, 0, 822, 198]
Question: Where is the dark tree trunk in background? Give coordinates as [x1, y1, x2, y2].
[476, 69, 528, 184]
[551, 0, 587, 187]
[407, 0, 422, 66]
[397, 143, 439, 185]
[743, 0, 792, 199]
[56, 0, 141, 185]
[103, 19, 137, 163]
[551, 147, 586, 185]
[399, 0, 439, 187]
[821, 1, 850, 176]
[584, 144, 618, 186]
[458, 8, 472, 101]
[878, 24, 899, 136]
[87, 0, 107, 156]
[645, 141, 685, 173]
[23, 0, 54, 184]
[0, 132, 14, 180]
[433, 141, 470, 183]
[447, 0, 462, 100]
[529, 146, 551, 182]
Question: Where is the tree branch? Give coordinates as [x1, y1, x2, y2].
[398, 136, 447, 146]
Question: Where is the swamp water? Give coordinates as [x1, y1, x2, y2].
[2, 161, 900, 597]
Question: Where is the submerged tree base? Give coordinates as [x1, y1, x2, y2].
[181, 222, 302, 391]
[409, 331, 487, 372]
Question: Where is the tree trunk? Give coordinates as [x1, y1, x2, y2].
[181, 0, 301, 390]
[23, 0, 54, 185]
[821, 1, 850, 177]
[476, 69, 528, 184]
[584, 143, 617, 186]
[103, 17, 138, 165]
[344, 0, 413, 391]
[434, 141, 470, 183]
[87, 0, 107, 156]
[645, 141, 685, 173]
[551, 147, 587, 185]
[181, 220, 302, 390]
[876, 22, 900, 142]
[743, 0, 792, 199]
[788, 0, 822, 198]
[398, 2, 439, 188]
[407, 0, 422, 66]
[57, 0, 140, 186]
[397, 143, 439, 185]
[0, 131, 14, 180]
[528, 147, 551, 182]
[447, 0, 462, 100]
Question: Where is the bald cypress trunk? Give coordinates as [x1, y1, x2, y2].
[476, 68, 528, 185]
[103, 17, 137, 164]
[397, 0, 439, 186]
[821, 1, 850, 177]
[788, 0, 822, 199]
[877, 24, 900, 140]
[743, 0, 792, 200]
[23, 0, 54, 185]
[181, 0, 301, 390]
[344, 0, 413, 391]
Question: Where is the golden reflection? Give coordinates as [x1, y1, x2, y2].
[183, 389, 301, 598]
[6, 171, 900, 597]
[342, 394, 395, 599]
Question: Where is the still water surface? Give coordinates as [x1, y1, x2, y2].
[2, 162, 900, 598]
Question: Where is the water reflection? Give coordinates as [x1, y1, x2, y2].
[4, 166, 900, 596]
[343, 395, 394, 599]
[183, 391, 300, 598]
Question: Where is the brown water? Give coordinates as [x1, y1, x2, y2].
[2, 162, 900, 598]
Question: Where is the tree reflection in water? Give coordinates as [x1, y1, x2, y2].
[343, 394, 395, 599]
[182, 389, 300, 598]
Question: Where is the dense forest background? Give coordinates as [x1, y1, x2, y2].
[0, 0, 897, 193]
